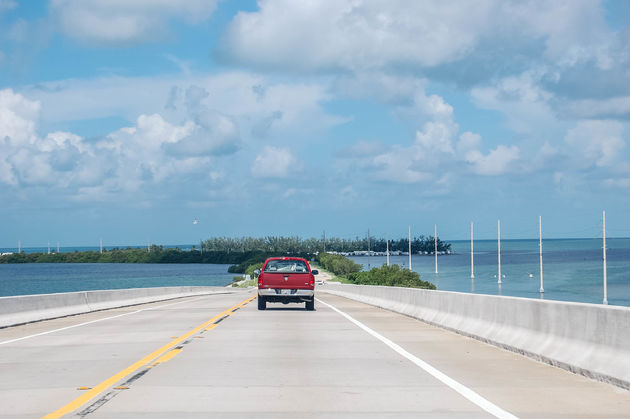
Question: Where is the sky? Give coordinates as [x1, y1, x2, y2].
[1, 0, 629, 247]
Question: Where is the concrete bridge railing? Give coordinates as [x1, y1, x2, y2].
[0, 286, 233, 328]
[319, 283, 630, 389]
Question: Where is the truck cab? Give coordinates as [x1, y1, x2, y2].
[256, 257, 318, 310]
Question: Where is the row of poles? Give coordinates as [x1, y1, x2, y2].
[15, 238, 151, 255]
[487, 218, 544, 292]
[15, 240, 60, 254]
[487, 212, 608, 305]
[378, 210, 610, 305]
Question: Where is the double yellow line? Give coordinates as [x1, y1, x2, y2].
[44, 295, 256, 419]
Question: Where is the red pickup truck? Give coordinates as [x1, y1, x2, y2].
[256, 257, 318, 310]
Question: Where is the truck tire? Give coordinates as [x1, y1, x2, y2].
[305, 298, 314, 311]
[258, 296, 266, 310]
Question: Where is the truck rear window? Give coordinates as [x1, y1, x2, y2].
[264, 260, 309, 273]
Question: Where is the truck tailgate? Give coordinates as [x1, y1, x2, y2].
[262, 272, 311, 289]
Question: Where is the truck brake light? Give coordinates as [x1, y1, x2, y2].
[258, 273, 263, 287]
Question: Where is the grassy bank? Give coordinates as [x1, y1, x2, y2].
[0, 247, 311, 266]
[317, 252, 435, 289]
[348, 264, 436, 289]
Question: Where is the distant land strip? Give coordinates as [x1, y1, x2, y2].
[0, 235, 451, 265]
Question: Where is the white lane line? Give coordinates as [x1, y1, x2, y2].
[316, 298, 519, 419]
[0, 296, 208, 346]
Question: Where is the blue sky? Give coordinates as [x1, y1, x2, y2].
[1, 0, 630, 247]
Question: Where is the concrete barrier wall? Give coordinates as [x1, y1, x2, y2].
[0, 286, 231, 328]
[320, 284, 630, 389]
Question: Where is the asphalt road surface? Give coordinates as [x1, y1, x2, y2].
[1, 290, 629, 418]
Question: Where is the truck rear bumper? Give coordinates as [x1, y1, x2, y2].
[258, 288, 314, 303]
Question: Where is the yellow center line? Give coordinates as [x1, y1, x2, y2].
[43, 295, 255, 419]
[152, 348, 182, 365]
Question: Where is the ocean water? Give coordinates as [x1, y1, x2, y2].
[0, 244, 197, 254]
[348, 238, 630, 307]
[0, 263, 234, 297]
[1, 239, 629, 307]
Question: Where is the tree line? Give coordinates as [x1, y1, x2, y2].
[202, 235, 451, 254]
[0, 234, 451, 265]
[0, 246, 274, 264]
[348, 265, 436, 289]
[317, 253, 363, 275]
[317, 252, 436, 289]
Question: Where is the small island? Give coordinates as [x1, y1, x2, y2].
[0, 234, 451, 267]
[1, 235, 445, 290]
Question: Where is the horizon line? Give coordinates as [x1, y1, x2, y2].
[2, 236, 628, 250]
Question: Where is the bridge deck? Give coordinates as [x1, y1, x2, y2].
[1, 291, 629, 418]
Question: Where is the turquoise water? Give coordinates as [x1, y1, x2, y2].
[1, 239, 629, 307]
[0, 244, 197, 253]
[0, 263, 234, 297]
[348, 238, 630, 307]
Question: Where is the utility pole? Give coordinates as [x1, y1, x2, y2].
[470, 222, 475, 279]
[323, 230, 326, 253]
[434, 224, 438, 274]
[100, 238, 103, 254]
[367, 228, 370, 268]
[539, 216, 544, 293]
[497, 220, 502, 284]
[603, 210, 608, 305]
[386, 230, 390, 266]
[408, 226, 412, 271]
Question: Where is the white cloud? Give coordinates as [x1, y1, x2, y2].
[414, 120, 456, 155]
[456, 132, 482, 154]
[604, 178, 630, 189]
[349, 110, 458, 184]
[564, 120, 625, 167]
[348, 123, 455, 184]
[8, 18, 28, 42]
[370, 148, 431, 183]
[336, 83, 523, 183]
[531, 141, 560, 170]
[220, 0, 494, 72]
[0, 90, 106, 188]
[334, 73, 427, 105]
[20, 73, 343, 140]
[465, 145, 520, 175]
[164, 85, 241, 157]
[0, 89, 40, 146]
[50, 0, 219, 45]
[21, 76, 171, 123]
[470, 71, 556, 134]
[0, 0, 16, 13]
[2, 71, 349, 202]
[218, 0, 630, 158]
[337, 140, 384, 158]
[220, 0, 618, 76]
[98, 113, 218, 188]
[499, 1, 611, 66]
[562, 96, 630, 119]
[337, 84, 486, 183]
[0, 89, 226, 198]
[165, 111, 240, 157]
[251, 146, 296, 178]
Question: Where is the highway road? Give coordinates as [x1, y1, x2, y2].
[1, 290, 629, 418]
